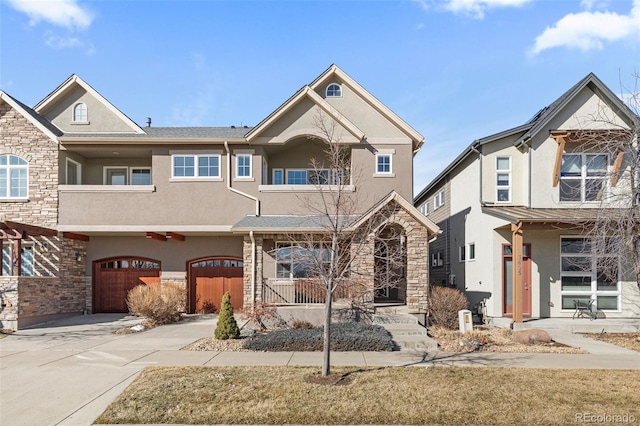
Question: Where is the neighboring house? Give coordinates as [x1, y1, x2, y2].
[414, 73, 640, 324]
[0, 65, 439, 330]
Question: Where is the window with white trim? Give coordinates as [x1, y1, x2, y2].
[72, 102, 87, 122]
[376, 154, 392, 174]
[273, 168, 284, 185]
[130, 168, 151, 185]
[434, 190, 445, 210]
[560, 237, 620, 311]
[236, 154, 252, 178]
[66, 158, 81, 185]
[496, 156, 511, 202]
[430, 252, 443, 267]
[560, 153, 608, 202]
[419, 202, 429, 216]
[1, 242, 33, 276]
[326, 83, 342, 97]
[172, 154, 220, 178]
[275, 242, 331, 279]
[284, 169, 342, 185]
[0, 154, 28, 199]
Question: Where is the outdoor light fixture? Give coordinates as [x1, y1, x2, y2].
[75, 252, 83, 262]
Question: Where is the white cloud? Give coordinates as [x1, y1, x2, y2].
[531, 0, 640, 54]
[7, 0, 94, 30]
[416, 0, 532, 19]
[44, 32, 82, 49]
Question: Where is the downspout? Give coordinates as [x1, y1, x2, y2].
[250, 230, 256, 312]
[224, 140, 260, 216]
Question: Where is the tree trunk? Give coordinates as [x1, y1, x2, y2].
[322, 287, 332, 377]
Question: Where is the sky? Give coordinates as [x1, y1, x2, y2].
[1, 0, 639, 195]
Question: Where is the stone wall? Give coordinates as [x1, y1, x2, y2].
[0, 102, 59, 227]
[242, 235, 263, 307]
[0, 277, 19, 328]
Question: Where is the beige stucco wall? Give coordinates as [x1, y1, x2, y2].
[42, 86, 136, 134]
[85, 235, 243, 275]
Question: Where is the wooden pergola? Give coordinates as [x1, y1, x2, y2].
[0, 221, 89, 276]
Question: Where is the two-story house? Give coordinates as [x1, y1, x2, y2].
[1, 65, 439, 330]
[415, 73, 640, 324]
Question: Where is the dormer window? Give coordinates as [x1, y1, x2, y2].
[326, 83, 342, 98]
[72, 102, 88, 122]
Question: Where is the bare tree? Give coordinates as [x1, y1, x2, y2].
[279, 109, 407, 376]
[562, 75, 640, 299]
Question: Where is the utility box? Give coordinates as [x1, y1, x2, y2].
[458, 309, 473, 333]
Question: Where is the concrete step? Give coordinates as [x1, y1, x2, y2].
[391, 334, 439, 352]
[381, 323, 428, 336]
[373, 314, 419, 325]
[374, 305, 409, 315]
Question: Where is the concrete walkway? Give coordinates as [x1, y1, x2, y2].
[1, 314, 639, 426]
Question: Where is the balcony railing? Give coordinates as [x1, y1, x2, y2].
[262, 279, 364, 304]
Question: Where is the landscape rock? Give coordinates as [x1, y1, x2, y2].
[512, 329, 552, 345]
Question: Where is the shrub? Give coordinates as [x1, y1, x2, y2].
[240, 301, 284, 330]
[215, 292, 240, 340]
[290, 320, 315, 330]
[428, 286, 469, 329]
[243, 322, 395, 351]
[126, 283, 185, 326]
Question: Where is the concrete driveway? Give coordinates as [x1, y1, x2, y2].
[0, 314, 220, 426]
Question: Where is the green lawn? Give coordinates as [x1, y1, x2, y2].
[96, 366, 640, 425]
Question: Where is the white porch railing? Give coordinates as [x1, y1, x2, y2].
[261, 279, 366, 305]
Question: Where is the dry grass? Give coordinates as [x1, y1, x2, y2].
[95, 366, 640, 425]
[429, 326, 587, 353]
[586, 332, 640, 352]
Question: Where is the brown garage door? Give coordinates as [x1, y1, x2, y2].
[187, 256, 243, 313]
[93, 257, 161, 313]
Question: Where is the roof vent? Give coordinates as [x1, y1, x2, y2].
[231, 125, 236, 128]
[243, 125, 248, 128]
[145, 117, 152, 127]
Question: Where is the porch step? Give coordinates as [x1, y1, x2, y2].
[373, 314, 419, 325]
[373, 313, 437, 352]
[374, 305, 409, 315]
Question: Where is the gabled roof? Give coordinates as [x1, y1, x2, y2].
[246, 64, 425, 150]
[414, 72, 640, 205]
[34, 74, 145, 134]
[310, 64, 425, 151]
[232, 190, 440, 236]
[0, 90, 62, 141]
[349, 190, 440, 236]
[246, 85, 365, 143]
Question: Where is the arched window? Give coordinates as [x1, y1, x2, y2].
[73, 102, 88, 122]
[326, 83, 342, 97]
[0, 154, 28, 199]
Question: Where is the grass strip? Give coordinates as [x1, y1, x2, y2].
[96, 366, 640, 425]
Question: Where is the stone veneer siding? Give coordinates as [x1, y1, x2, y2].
[0, 101, 92, 329]
[0, 102, 59, 227]
[243, 235, 263, 308]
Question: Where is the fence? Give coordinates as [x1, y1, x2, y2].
[262, 279, 366, 305]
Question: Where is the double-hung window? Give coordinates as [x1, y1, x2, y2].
[236, 154, 252, 178]
[560, 237, 620, 311]
[172, 154, 220, 178]
[433, 190, 445, 210]
[496, 157, 511, 202]
[560, 154, 607, 202]
[376, 154, 392, 174]
[0, 154, 28, 199]
[419, 202, 429, 216]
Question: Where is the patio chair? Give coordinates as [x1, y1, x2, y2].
[572, 299, 599, 320]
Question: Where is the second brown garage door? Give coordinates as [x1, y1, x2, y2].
[187, 256, 244, 313]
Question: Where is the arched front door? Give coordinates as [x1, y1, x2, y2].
[93, 256, 161, 313]
[187, 256, 244, 313]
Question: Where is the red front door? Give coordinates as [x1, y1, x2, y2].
[503, 244, 532, 317]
